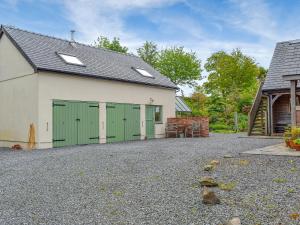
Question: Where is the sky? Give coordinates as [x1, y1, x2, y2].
[1, 0, 300, 95]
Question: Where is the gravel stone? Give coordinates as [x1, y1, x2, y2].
[0, 133, 299, 225]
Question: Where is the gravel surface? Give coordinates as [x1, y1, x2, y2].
[0, 133, 299, 225]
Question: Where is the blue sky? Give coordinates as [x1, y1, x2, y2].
[1, 0, 300, 94]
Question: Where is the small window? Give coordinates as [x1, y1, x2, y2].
[134, 68, 153, 78]
[155, 106, 162, 123]
[58, 53, 84, 66]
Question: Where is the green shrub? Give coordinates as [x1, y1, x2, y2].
[238, 114, 248, 131]
[293, 138, 300, 145]
[210, 123, 231, 131]
[291, 127, 300, 140]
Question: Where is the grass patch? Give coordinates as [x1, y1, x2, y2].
[218, 182, 236, 191]
[287, 188, 295, 194]
[112, 190, 125, 197]
[99, 185, 107, 192]
[190, 207, 197, 215]
[239, 159, 250, 166]
[78, 171, 85, 177]
[290, 167, 297, 173]
[191, 182, 200, 189]
[213, 129, 236, 134]
[272, 178, 288, 183]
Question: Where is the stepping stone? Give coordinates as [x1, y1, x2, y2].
[210, 160, 220, 165]
[202, 187, 220, 205]
[200, 176, 218, 187]
[226, 217, 241, 225]
[204, 165, 214, 171]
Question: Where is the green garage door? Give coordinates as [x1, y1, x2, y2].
[146, 105, 155, 139]
[106, 103, 140, 143]
[53, 100, 99, 147]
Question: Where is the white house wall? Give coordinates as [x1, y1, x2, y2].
[0, 33, 34, 81]
[0, 33, 38, 149]
[0, 75, 38, 148]
[38, 72, 176, 149]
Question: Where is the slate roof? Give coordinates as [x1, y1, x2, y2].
[263, 40, 300, 91]
[0, 25, 177, 89]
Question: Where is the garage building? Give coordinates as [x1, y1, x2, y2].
[0, 25, 177, 149]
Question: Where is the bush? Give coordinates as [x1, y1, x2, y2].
[210, 123, 231, 131]
[237, 114, 248, 131]
[291, 127, 300, 139]
[293, 138, 300, 145]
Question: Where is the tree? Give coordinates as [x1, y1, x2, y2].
[155, 47, 202, 87]
[137, 41, 159, 67]
[257, 66, 268, 82]
[204, 49, 260, 101]
[184, 86, 208, 116]
[94, 36, 128, 53]
[201, 49, 264, 130]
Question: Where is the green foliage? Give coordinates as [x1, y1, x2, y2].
[272, 178, 288, 183]
[218, 182, 236, 191]
[137, 41, 159, 67]
[293, 138, 300, 145]
[257, 66, 268, 82]
[184, 86, 208, 116]
[291, 127, 300, 139]
[183, 49, 266, 133]
[210, 123, 231, 131]
[238, 114, 248, 131]
[204, 49, 259, 99]
[155, 46, 202, 87]
[94, 36, 128, 53]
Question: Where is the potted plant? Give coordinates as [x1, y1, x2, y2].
[287, 127, 300, 149]
[284, 130, 292, 147]
[292, 138, 300, 151]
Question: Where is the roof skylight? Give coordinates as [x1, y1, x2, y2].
[58, 53, 84, 66]
[134, 68, 153, 78]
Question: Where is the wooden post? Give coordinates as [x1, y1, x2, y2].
[234, 112, 238, 132]
[291, 80, 297, 126]
[268, 95, 273, 135]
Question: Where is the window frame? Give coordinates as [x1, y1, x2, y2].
[132, 67, 154, 78]
[154, 105, 163, 123]
[57, 53, 85, 66]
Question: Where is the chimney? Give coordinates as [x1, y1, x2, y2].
[70, 30, 75, 42]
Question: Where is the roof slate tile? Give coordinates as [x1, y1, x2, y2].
[1, 25, 177, 89]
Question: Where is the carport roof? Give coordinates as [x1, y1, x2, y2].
[175, 96, 191, 113]
[0, 25, 177, 90]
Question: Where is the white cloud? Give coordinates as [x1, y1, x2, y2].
[62, 0, 182, 47]
[62, 0, 278, 95]
[228, 0, 277, 41]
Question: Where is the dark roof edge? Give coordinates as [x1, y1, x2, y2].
[262, 88, 300, 94]
[37, 67, 178, 90]
[1, 26, 37, 72]
[0, 25, 3, 39]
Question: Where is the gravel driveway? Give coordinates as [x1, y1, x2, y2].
[0, 133, 299, 225]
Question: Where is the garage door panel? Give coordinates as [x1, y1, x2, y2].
[65, 102, 78, 146]
[77, 102, 89, 145]
[125, 104, 140, 141]
[53, 100, 99, 147]
[106, 103, 141, 143]
[106, 103, 125, 143]
[53, 100, 68, 147]
[87, 102, 99, 144]
[146, 105, 155, 139]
